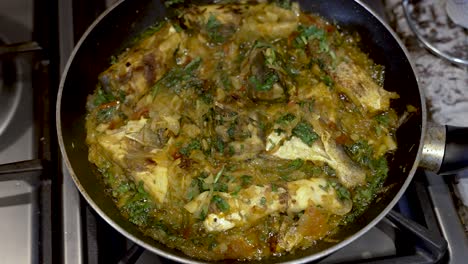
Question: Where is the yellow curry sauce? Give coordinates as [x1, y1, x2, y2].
[85, 1, 399, 261]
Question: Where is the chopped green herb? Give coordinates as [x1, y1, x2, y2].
[375, 112, 389, 126]
[122, 181, 153, 226]
[180, 139, 201, 156]
[273, 0, 291, 9]
[94, 87, 115, 106]
[205, 14, 234, 44]
[279, 159, 304, 171]
[152, 57, 203, 96]
[271, 183, 279, 192]
[110, 55, 118, 65]
[260, 197, 267, 206]
[97, 106, 117, 122]
[331, 182, 351, 200]
[276, 113, 296, 124]
[214, 182, 228, 192]
[323, 164, 336, 177]
[249, 71, 279, 91]
[345, 140, 373, 166]
[130, 21, 167, 46]
[294, 25, 326, 48]
[321, 75, 334, 87]
[292, 121, 319, 146]
[240, 175, 253, 187]
[212, 195, 230, 212]
[215, 136, 225, 153]
[164, 0, 185, 7]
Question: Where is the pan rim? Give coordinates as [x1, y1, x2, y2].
[56, 0, 428, 263]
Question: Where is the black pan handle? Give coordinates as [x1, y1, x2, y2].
[438, 125, 468, 175]
[421, 123, 468, 175]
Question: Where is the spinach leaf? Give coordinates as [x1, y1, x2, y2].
[292, 121, 319, 146]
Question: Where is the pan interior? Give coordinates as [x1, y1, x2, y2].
[57, 0, 424, 262]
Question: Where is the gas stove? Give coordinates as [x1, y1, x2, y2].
[1, 0, 467, 263]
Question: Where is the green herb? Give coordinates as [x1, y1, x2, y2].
[228, 145, 235, 156]
[343, 156, 389, 224]
[227, 121, 237, 139]
[292, 121, 319, 146]
[122, 181, 153, 226]
[212, 195, 230, 212]
[213, 166, 225, 184]
[260, 197, 267, 206]
[271, 183, 278, 192]
[330, 182, 351, 201]
[205, 14, 234, 44]
[321, 75, 334, 87]
[215, 136, 225, 153]
[318, 183, 330, 192]
[186, 178, 201, 200]
[173, 22, 183, 33]
[138, 21, 166, 40]
[214, 182, 228, 192]
[375, 112, 389, 126]
[273, 0, 291, 9]
[97, 106, 117, 122]
[164, 0, 185, 7]
[294, 25, 335, 62]
[180, 139, 201, 156]
[249, 71, 279, 91]
[240, 175, 253, 187]
[264, 48, 277, 66]
[344, 140, 373, 166]
[298, 100, 314, 112]
[94, 87, 115, 106]
[279, 159, 304, 171]
[110, 55, 118, 65]
[231, 185, 242, 196]
[323, 164, 336, 177]
[276, 113, 296, 124]
[295, 25, 326, 48]
[152, 57, 203, 96]
[198, 206, 208, 220]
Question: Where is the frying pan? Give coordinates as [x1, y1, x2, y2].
[56, 0, 468, 263]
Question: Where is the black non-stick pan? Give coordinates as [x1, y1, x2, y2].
[56, 0, 468, 262]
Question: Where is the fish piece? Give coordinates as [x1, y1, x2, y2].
[95, 118, 169, 203]
[333, 61, 398, 112]
[184, 178, 351, 232]
[266, 126, 366, 188]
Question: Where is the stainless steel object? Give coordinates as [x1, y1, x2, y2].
[402, 0, 468, 67]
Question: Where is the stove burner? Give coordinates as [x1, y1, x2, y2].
[0, 38, 22, 138]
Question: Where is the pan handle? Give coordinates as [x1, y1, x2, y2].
[420, 122, 468, 174]
[439, 126, 468, 174]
